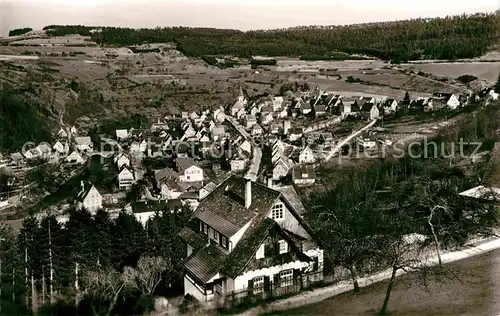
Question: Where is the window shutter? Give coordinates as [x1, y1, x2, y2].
[313, 256, 319, 271]
[264, 276, 270, 291]
[248, 279, 254, 290]
[273, 273, 279, 287]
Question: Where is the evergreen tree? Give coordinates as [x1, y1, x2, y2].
[111, 211, 146, 269]
[403, 91, 411, 105]
[495, 74, 500, 93]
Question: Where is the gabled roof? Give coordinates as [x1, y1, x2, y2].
[459, 185, 500, 201]
[179, 227, 207, 251]
[184, 243, 227, 284]
[76, 181, 98, 202]
[360, 102, 375, 112]
[221, 218, 311, 279]
[154, 167, 178, 184]
[201, 181, 217, 193]
[194, 175, 281, 232]
[176, 157, 199, 172]
[293, 165, 315, 180]
[75, 136, 92, 145]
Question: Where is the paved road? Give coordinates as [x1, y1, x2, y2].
[324, 119, 378, 162]
[274, 247, 500, 316]
[226, 117, 262, 181]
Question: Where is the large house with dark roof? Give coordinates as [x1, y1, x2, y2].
[179, 175, 323, 304]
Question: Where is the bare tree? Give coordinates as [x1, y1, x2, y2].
[85, 268, 129, 316]
[123, 256, 170, 296]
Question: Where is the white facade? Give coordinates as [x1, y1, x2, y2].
[116, 129, 129, 140]
[179, 165, 204, 182]
[231, 159, 247, 172]
[298, 147, 315, 164]
[161, 183, 183, 200]
[78, 186, 102, 214]
[115, 154, 130, 170]
[447, 94, 461, 110]
[53, 141, 69, 155]
[75, 137, 93, 153]
[66, 151, 85, 164]
[118, 168, 135, 190]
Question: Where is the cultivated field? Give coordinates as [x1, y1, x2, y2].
[401, 62, 500, 83]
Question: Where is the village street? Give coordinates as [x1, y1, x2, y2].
[324, 119, 378, 161]
[225, 116, 262, 181]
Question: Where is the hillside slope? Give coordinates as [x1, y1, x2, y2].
[44, 12, 500, 61]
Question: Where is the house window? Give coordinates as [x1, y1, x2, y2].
[271, 203, 284, 220]
[221, 236, 227, 249]
[256, 244, 265, 259]
[213, 230, 219, 242]
[253, 276, 264, 294]
[203, 223, 208, 234]
[280, 270, 293, 287]
[279, 240, 288, 254]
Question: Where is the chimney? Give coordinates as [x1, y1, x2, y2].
[267, 177, 273, 188]
[245, 179, 252, 209]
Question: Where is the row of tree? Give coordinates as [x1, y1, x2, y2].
[8, 28, 33, 37]
[43, 12, 499, 61]
[0, 206, 189, 315]
[307, 99, 500, 314]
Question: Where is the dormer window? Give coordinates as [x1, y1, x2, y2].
[271, 203, 284, 220]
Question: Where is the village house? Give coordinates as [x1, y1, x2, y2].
[288, 128, 304, 142]
[319, 132, 334, 145]
[160, 178, 185, 200]
[177, 157, 204, 182]
[116, 129, 129, 140]
[214, 108, 226, 122]
[340, 98, 354, 117]
[212, 126, 226, 141]
[199, 182, 217, 200]
[76, 181, 102, 214]
[151, 117, 170, 131]
[251, 124, 263, 136]
[272, 96, 284, 111]
[10, 152, 25, 168]
[298, 146, 316, 164]
[66, 151, 85, 164]
[383, 99, 399, 115]
[179, 175, 323, 304]
[130, 199, 183, 226]
[300, 102, 312, 115]
[53, 141, 69, 155]
[292, 165, 316, 186]
[74, 136, 94, 153]
[369, 103, 381, 120]
[231, 88, 247, 116]
[432, 93, 460, 110]
[272, 157, 294, 180]
[118, 166, 135, 190]
[114, 153, 130, 170]
[245, 115, 257, 129]
[357, 137, 377, 149]
[279, 108, 288, 119]
[239, 141, 252, 155]
[262, 113, 274, 125]
[57, 128, 68, 139]
[231, 159, 247, 172]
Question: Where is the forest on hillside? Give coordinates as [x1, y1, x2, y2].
[43, 12, 499, 61]
[0, 88, 52, 153]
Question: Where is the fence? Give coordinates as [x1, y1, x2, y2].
[217, 271, 326, 309]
